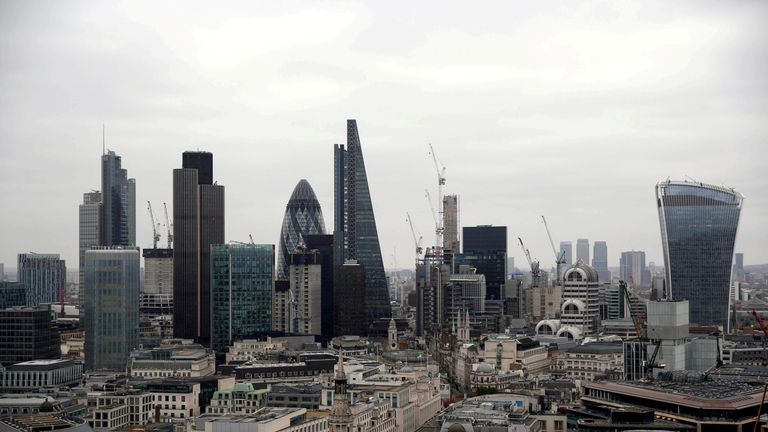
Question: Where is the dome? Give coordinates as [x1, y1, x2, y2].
[447, 423, 468, 432]
[40, 400, 55, 412]
[475, 363, 494, 373]
[277, 179, 327, 278]
[564, 261, 600, 283]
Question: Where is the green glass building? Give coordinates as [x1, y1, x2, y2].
[210, 243, 274, 352]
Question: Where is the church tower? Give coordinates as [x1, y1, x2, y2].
[329, 352, 352, 432]
[388, 318, 398, 351]
[457, 309, 470, 343]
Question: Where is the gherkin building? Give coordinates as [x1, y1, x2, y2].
[277, 179, 327, 279]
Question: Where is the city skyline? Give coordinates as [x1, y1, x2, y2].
[1, 1, 767, 271]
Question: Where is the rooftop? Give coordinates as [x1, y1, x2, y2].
[567, 342, 624, 355]
[585, 379, 765, 410]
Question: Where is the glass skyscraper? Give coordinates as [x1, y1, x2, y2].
[210, 243, 274, 352]
[333, 120, 391, 324]
[656, 180, 743, 330]
[100, 150, 135, 247]
[277, 179, 327, 279]
[84, 248, 139, 371]
[458, 225, 507, 300]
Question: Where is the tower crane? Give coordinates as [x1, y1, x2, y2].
[147, 201, 160, 249]
[424, 189, 440, 258]
[406, 212, 423, 261]
[428, 143, 446, 255]
[541, 215, 566, 283]
[163, 202, 173, 249]
[518, 237, 540, 287]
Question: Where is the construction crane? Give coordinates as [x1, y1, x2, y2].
[147, 201, 160, 249]
[619, 279, 664, 377]
[428, 143, 446, 255]
[541, 215, 566, 283]
[406, 212, 423, 261]
[518, 237, 540, 287]
[424, 189, 441, 258]
[619, 280, 642, 338]
[163, 202, 173, 249]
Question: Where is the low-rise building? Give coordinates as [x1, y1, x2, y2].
[581, 378, 768, 431]
[207, 382, 269, 415]
[438, 394, 541, 432]
[225, 338, 290, 363]
[267, 382, 322, 410]
[197, 408, 329, 432]
[554, 342, 623, 382]
[128, 343, 215, 378]
[481, 335, 549, 376]
[0, 359, 83, 392]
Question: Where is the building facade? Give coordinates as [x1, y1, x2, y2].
[560, 241, 573, 266]
[333, 119, 391, 324]
[288, 247, 322, 335]
[656, 180, 743, 330]
[333, 260, 367, 336]
[17, 253, 66, 306]
[277, 179, 327, 280]
[173, 151, 225, 345]
[558, 263, 601, 339]
[459, 225, 507, 300]
[84, 248, 140, 370]
[592, 241, 610, 283]
[78, 190, 101, 302]
[0, 282, 26, 309]
[0, 306, 60, 366]
[304, 234, 335, 339]
[620, 250, 647, 288]
[576, 239, 590, 264]
[100, 150, 135, 247]
[0, 359, 83, 392]
[210, 243, 274, 352]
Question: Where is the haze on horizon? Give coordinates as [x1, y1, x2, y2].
[0, 0, 766, 274]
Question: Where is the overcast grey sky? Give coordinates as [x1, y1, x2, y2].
[1, 0, 766, 273]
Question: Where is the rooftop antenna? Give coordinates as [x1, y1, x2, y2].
[102, 124, 105, 155]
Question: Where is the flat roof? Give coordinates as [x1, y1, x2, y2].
[585, 380, 765, 410]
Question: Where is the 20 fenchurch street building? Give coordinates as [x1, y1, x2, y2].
[656, 180, 743, 331]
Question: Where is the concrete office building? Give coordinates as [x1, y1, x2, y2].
[84, 248, 140, 370]
[657, 180, 743, 330]
[0, 359, 83, 392]
[287, 246, 323, 335]
[443, 194, 460, 267]
[17, 253, 66, 306]
[304, 234, 335, 339]
[210, 243, 274, 352]
[173, 151, 225, 345]
[140, 247, 173, 316]
[556, 262, 601, 339]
